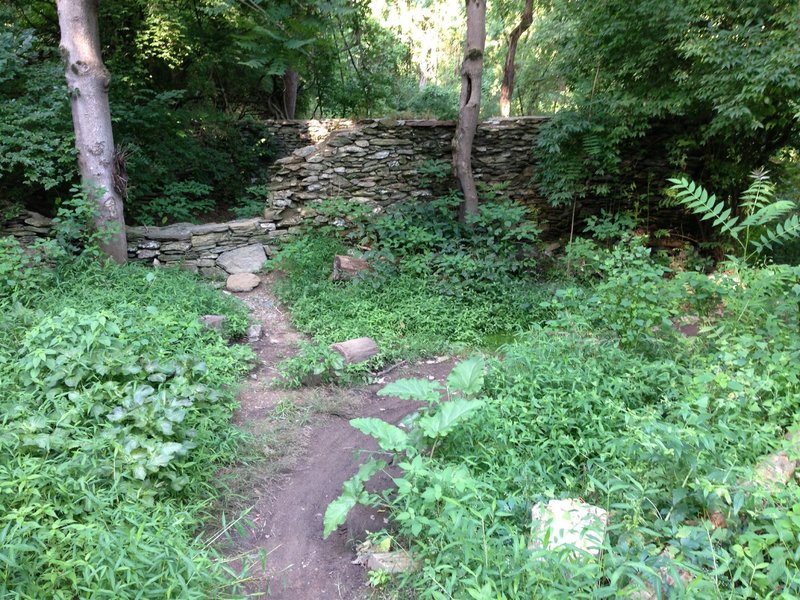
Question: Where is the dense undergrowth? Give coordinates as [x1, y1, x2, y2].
[271, 194, 549, 384]
[0, 226, 253, 597]
[276, 198, 800, 598]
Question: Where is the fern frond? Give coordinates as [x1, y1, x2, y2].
[752, 214, 800, 252]
[668, 178, 740, 237]
[737, 200, 796, 229]
[740, 175, 775, 213]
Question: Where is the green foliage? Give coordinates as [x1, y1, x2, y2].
[310, 220, 800, 597]
[534, 0, 800, 207]
[275, 341, 346, 387]
[271, 198, 549, 370]
[113, 95, 275, 224]
[129, 180, 214, 225]
[323, 358, 486, 538]
[0, 250, 253, 597]
[363, 194, 541, 297]
[0, 239, 53, 305]
[0, 14, 75, 204]
[669, 171, 800, 260]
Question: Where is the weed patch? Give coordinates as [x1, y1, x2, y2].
[318, 230, 800, 598]
[271, 196, 551, 383]
[0, 247, 254, 597]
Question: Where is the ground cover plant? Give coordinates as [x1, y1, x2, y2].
[270, 194, 550, 384]
[295, 199, 800, 598]
[0, 210, 254, 597]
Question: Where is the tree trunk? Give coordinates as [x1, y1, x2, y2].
[499, 0, 534, 118]
[452, 0, 487, 222]
[56, 0, 127, 263]
[282, 69, 299, 119]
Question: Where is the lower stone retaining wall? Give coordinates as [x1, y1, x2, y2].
[1, 212, 276, 278]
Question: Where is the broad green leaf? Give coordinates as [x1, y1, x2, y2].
[323, 495, 356, 539]
[419, 399, 484, 438]
[378, 378, 441, 403]
[323, 459, 385, 539]
[447, 358, 485, 396]
[350, 418, 409, 452]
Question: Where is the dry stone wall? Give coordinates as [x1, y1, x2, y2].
[1, 211, 274, 278]
[265, 117, 570, 232]
[2, 117, 559, 276]
[267, 119, 356, 155]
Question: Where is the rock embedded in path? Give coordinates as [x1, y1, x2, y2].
[226, 272, 261, 292]
[217, 243, 267, 274]
[247, 323, 263, 342]
[330, 337, 379, 364]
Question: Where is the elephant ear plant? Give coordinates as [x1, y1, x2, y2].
[323, 358, 485, 538]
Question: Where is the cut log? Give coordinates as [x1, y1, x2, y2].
[332, 255, 370, 281]
[330, 337, 379, 364]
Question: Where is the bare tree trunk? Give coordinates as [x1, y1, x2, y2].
[452, 0, 486, 222]
[56, 0, 127, 263]
[283, 69, 299, 119]
[500, 0, 534, 118]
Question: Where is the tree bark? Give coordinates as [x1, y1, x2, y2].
[56, 0, 127, 263]
[282, 69, 299, 119]
[499, 0, 534, 118]
[452, 0, 487, 222]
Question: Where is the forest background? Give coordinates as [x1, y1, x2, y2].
[2, 0, 797, 229]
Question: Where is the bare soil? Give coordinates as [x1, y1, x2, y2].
[219, 275, 456, 599]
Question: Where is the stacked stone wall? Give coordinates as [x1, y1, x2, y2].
[2, 117, 560, 274]
[1, 212, 275, 278]
[265, 117, 570, 232]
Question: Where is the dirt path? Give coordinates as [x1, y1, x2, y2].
[220, 276, 455, 599]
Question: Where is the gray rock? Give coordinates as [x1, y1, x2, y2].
[247, 323, 263, 342]
[199, 315, 225, 331]
[191, 222, 229, 235]
[228, 218, 263, 233]
[293, 145, 318, 158]
[23, 212, 53, 228]
[226, 272, 261, 292]
[216, 243, 267, 274]
[160, 240, 192, 252]
[192, 232, 228, 248]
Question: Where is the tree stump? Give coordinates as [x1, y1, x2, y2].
[332, 255, 370, 281]
[330, 337, 379, 364]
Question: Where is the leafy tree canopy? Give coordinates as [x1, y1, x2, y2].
[533, 0, 800, 207]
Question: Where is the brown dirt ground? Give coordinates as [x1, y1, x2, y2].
[217, 274, 456, 599]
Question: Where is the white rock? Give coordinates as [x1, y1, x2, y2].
[226, 272, 261, 292]
[217, 244, 267, 274]
[529, 498, 608, 558]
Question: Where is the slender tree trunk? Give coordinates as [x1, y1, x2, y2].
[282, 69, 299, 119]
[499, 0, 534, 118]
[56, 0, 127, 263]
[452, 0, 486, 222]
